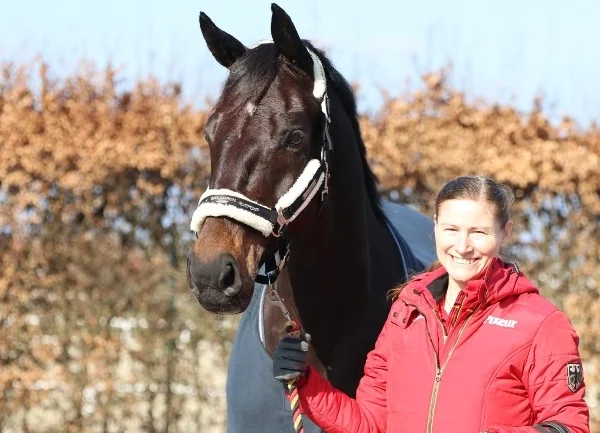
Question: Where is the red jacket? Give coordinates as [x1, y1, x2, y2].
[297, 258, 589, 433]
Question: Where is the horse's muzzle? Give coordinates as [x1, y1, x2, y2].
[186, 252, 244, 313]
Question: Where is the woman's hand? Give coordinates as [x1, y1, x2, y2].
[272, 334, 311, 382]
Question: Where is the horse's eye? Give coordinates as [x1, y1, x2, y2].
[286, 130, 305, 146]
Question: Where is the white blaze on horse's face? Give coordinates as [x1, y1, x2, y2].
[246, 102, 256, 116]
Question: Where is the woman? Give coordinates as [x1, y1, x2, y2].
[272, 175, 590, 433]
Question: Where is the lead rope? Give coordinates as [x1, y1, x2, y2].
[263, 249, 306, 433]
[287, 377, 304, 433]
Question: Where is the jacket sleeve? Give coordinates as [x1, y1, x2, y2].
[486, 310, 590, 433]
[296, 313, 392, 433]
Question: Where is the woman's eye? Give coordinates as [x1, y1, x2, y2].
[286, 130, 304, 146]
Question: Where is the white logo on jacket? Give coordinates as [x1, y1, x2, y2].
[485, 315, 518, 328]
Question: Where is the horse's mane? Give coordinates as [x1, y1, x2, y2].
[220, 42, 384, 220]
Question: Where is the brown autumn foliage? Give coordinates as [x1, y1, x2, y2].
[0, 62, 598, 432]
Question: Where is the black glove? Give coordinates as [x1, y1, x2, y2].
[273, 334, 311, 382]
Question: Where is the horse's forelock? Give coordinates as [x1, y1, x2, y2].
[219, 44, 279, 109]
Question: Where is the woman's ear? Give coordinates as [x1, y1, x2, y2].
[501, 219, 513, 246]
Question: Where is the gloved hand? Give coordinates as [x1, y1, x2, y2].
[273, 333, 311, 382]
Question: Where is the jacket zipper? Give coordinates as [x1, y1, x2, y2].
[425, 303, 481, 433]
[405, 302, 445, 433]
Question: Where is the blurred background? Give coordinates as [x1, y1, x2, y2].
[1, 0, 598, 432]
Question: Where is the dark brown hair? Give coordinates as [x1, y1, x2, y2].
[389, 175, 515, 300]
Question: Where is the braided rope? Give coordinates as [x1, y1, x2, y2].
[284, 319, 305, 433]
[286, 380, 304, 433]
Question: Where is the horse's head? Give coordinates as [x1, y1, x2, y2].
[186, 4, 332, 313]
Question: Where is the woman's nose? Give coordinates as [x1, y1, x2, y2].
[455, 233, 473, 254]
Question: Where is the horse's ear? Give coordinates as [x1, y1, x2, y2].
[270, 3, 313, 77]
[199, 12, 247, 69]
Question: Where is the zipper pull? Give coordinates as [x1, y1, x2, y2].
[435, 369, 442, 382]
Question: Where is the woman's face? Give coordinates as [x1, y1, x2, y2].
[434, 199, 512, 290]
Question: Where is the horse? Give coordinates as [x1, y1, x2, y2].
[186, 4, 436, 432]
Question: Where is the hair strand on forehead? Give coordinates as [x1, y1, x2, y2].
[434, 175, 514, 228]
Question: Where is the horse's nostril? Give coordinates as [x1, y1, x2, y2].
[186, 252, 242, 297]
[219, 256, 241, 296]
[221, 263, 235, 288]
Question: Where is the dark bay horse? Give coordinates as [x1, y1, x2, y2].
[186, 4, 435, 432]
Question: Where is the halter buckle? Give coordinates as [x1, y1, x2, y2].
[272, 210, 289, 238]
[265, 268, 280, 286]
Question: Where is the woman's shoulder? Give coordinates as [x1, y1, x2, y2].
[501, 279, 576, 335]
[510, 272, 560, 314]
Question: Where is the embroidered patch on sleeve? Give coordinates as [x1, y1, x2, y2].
[566, 362, 583, 392]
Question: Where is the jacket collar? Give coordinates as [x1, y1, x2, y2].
[400, 257, 537, 308]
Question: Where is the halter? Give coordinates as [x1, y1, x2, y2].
[190, 46, 332, 240]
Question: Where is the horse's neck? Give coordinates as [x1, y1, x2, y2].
[262, 166, 399, 367]
[283, 102, 400, 339]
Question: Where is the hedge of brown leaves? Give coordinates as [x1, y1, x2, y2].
[1, 63, 598, 432]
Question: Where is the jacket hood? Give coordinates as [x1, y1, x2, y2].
[400, 257, 538, 308]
